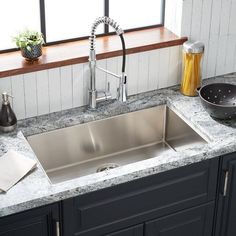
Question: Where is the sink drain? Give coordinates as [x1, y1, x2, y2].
[96, 163, 120, 172]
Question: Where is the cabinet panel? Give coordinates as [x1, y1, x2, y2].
[0, 204, 59, 236]
[62, 159, 219, 236]
[145, 202, 215, 236]
[105, 224, 143, 236]
[215, 152, 236, 236]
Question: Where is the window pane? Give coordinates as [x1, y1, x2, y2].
[45, 0, 104, 42]
[109, 0, 163, 30]
[0, 0, 40, 51]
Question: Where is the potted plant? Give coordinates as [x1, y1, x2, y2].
[13, 29, 44, 61]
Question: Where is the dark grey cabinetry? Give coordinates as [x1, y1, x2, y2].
[0, 204, 59, 236]
[215, 152, 236, 236]
[62, 159, 219, 236]
[105, 224, 143, 236]
[145, 202, 215, 236]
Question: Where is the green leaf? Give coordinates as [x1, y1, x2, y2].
[13, 29, 45, 49]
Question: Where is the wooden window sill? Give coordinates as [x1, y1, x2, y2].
[0, 27, 187, 78]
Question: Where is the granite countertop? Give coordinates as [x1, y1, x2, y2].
[0, 74, 235, 217]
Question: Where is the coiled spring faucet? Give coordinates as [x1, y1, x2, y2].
[89, 16, 127, 109]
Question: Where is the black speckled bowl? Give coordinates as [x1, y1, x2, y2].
[21, 45, 42, 61]
[198, 83, 236, 120]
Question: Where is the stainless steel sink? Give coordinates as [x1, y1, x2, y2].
[27, 105, 207, 184]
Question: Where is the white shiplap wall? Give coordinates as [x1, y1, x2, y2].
[165, 0, 236, 79]
[0, 46, 182, 120]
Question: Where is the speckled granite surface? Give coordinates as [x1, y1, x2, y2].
[0, 74, 235, 217]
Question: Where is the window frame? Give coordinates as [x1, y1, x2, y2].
[0, 0, 165, 53]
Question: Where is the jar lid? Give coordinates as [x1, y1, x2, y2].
[183, 41, 204, 53]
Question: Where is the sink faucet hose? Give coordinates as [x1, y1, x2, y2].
[120, 34, 126, 76]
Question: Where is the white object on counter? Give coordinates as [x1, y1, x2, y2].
[0, 150, 37, 192]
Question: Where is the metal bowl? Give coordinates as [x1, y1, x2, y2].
[198, 83, 236, 120]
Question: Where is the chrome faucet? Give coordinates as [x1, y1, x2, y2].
[89, 16, 127, 109]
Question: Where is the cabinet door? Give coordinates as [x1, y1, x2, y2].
[215, 152, 236, 236]
[106, 224, 143, 236]
[62, 159, 218, 236]
[0, 203, 59, 236]
[145, 202, 215, 236]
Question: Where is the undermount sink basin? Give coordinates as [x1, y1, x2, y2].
[27, 105, 207, 184]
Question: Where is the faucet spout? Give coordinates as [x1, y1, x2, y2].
[88, 17, 127, 109]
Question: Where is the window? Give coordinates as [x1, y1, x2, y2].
[109, 0, 163, 30]
[0, 0, 40, 51]
[0, 0, 165, 52]
[44, 0, 104, 42]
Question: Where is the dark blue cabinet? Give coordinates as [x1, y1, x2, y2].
[215, 152, 236, 236]
[105, 224, 143, 236]
[62, 158, 219, 236]
[0, 204, 59, 236]
[145, 202, 215, 236]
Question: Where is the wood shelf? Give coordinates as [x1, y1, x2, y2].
[0, 27, 187, 78]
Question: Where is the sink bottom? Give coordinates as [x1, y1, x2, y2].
[46, 141, 174, 184]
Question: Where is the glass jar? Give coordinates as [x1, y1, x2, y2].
[180, 41, 204, 96]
